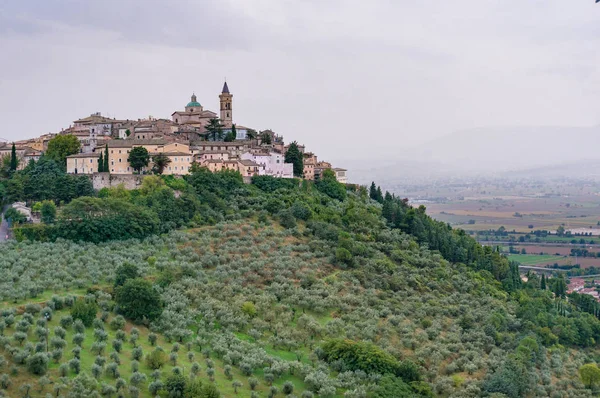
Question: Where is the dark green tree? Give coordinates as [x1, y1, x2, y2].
[46, 134, 81, 166]
[4, 207, 27, 224]
[246, 128, 257, 140]
[70, 299, 98, 327]
[115, 278, 162, 322]
[104, 145, 109, 172]
[205, 118, 224, 141]
[316, 169, 346, 201]
[9, 143, 17, 171]
[224, 124, 237, 142]
[98, 152, 104, 172]
[40, 200, 57, 224]
[369, 182, 378, 201]
[114, 263, 139, 288]
[284, 141, 304, 177]
[376, 186, 384, 203]
[128, 147, 150, 173]
[26, 353, 49, 376]
[151, 153, 171, 175]
[540, 274, 546, 290]
[260, 131, 272, 145]
[165, 373, 187, 397]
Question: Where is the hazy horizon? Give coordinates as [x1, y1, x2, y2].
[1, 0, 599, 170]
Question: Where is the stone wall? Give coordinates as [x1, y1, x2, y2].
[91, 173, 144, 190]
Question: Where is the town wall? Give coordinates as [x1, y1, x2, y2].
[91, 173, 144, 190]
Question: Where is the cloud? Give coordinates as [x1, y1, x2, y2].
[0, 0, 599, 168]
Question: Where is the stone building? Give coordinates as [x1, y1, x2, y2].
[0, 144, 43, 170]
[240, 151, 293, 178]
[67, 140, 193, 176]
[219, 81, 233, 127]
[171, 94, 217, 129]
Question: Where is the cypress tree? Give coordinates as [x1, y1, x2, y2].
[9, 143, 17, 171]
[541, 274, 546, 290]
[369, 182, 377, 200]
[376, 186, 384, 203]
[103, 145, 109, 173]
[284, 141, 304, 177]
[98, 153, 104, 172]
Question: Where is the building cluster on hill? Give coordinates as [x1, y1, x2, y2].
[1, 81, 347, 183]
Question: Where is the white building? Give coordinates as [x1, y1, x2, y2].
[333, 168, 348, 184]
[240, 151, 293, 178]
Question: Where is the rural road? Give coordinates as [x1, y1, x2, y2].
[479, 240, 600, 248]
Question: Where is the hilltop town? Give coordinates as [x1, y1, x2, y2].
[0, 81, 347, 186]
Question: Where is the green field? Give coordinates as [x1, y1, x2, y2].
[507, 254, 564, 266]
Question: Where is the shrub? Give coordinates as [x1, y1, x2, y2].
[130, 371, 147, 386]
[165, 373, 187, 397]
[115, 279, 162, 322]
[279, 210, 297, 229]
[241, 301, 257, 318]
[72, 333, 85, 347]
[291, 201, 312, 220]
[149, 380, 164, 395]
[71, 299, 98, 327]
[146, 348, 167, 370]
[114, 263, 139, 288]
[200, 383, 221, 398]
[283, 381, 294, 394]
[112, 339, 123, 353]
[148, 333, 158, 346]
[132, 346, 143, 361]
[54, 326, 66, 339]
[248, 377, 259, 390]
[110, 315, 126, 331]
[73, 319, 85, 333]
[69, 358, 81, 374]
[335, 247, 353, 265]
[321, 339, 420, 382]
[26, 353, 48, 376]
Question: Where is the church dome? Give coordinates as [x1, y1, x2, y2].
[186, 93, 201, 108]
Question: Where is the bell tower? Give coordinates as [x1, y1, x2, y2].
[219, 81, 233, 127]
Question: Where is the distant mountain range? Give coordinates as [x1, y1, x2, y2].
[346, 125, 600, 184]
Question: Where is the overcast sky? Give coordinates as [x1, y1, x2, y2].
[1, 0, 599, 166]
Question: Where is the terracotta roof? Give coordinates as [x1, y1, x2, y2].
[160, 152, 191, 156]
[238, 159, 259, 167]
[195, 141, 250, 147]
[106, 139, 170, 148]
[67, 153, 101, 159]
[197, 150, 231, 154]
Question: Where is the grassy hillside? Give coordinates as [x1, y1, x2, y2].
[0, 217, 595, 397]
[1, 168, 600, 397]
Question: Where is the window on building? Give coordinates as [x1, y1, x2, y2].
[111, 169, 114, 172]
[119, 150, 121, 154]
[119, 159, 121, 163]
[127, 167, 130, 171]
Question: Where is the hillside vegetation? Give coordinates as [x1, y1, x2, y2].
[0, 162, 600, 397]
